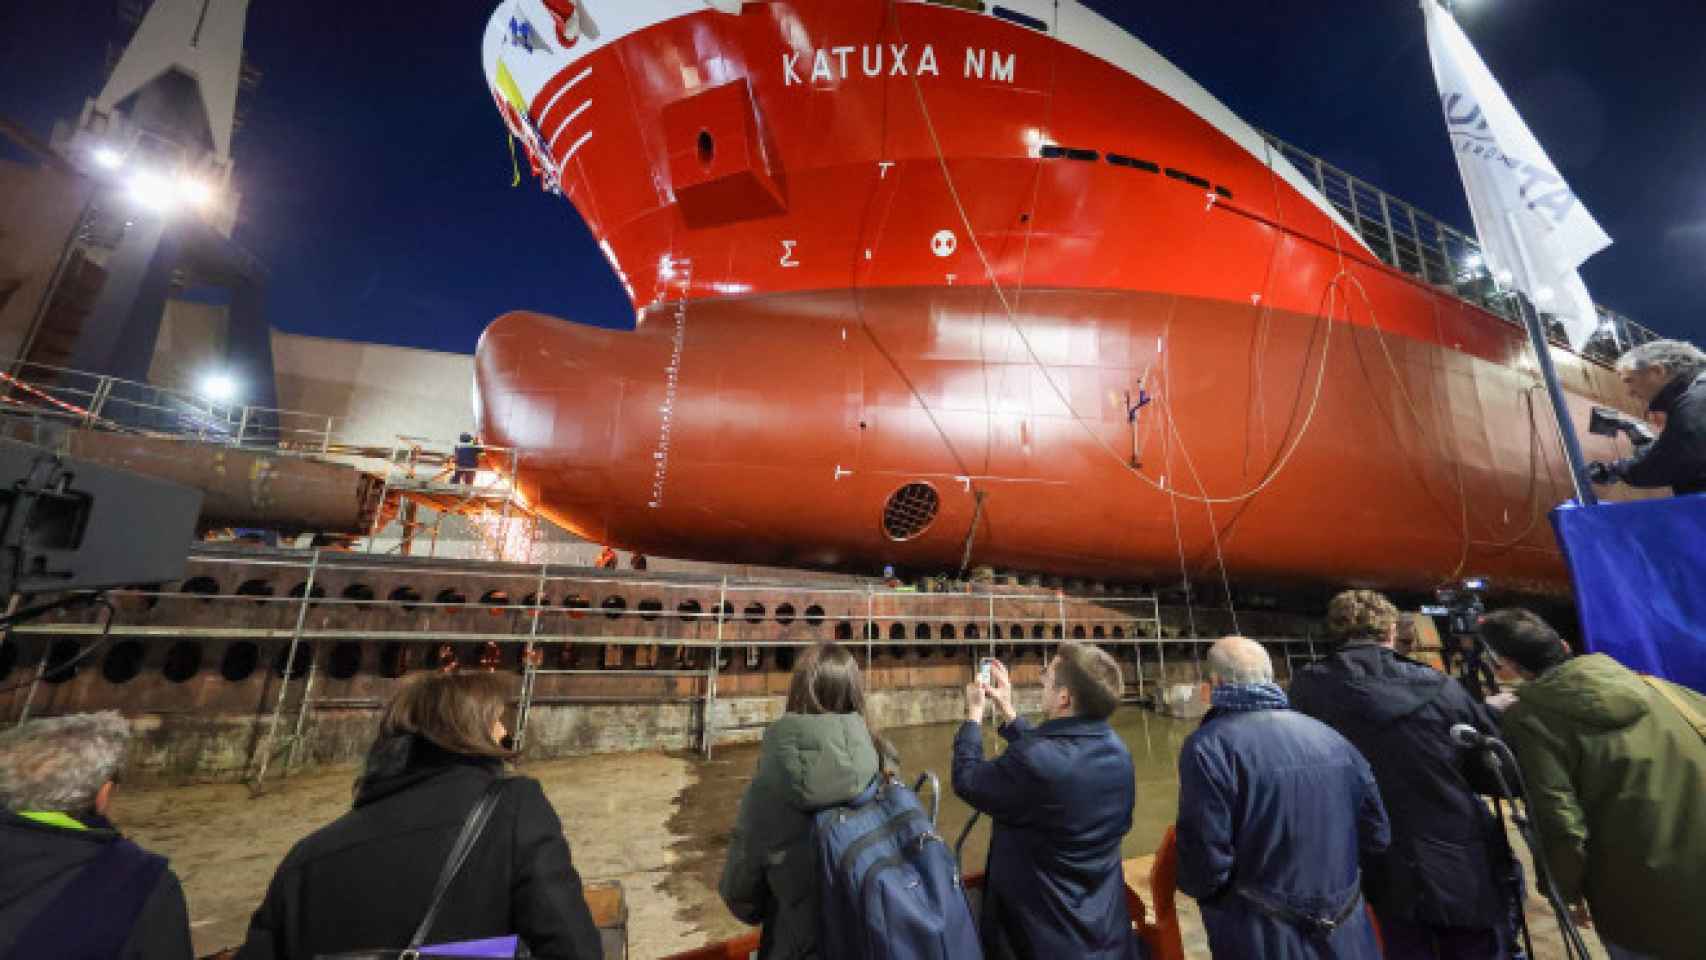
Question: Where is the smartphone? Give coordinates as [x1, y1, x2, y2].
[978, 657, 996, 686]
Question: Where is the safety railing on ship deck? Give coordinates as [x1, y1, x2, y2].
[1258, 131, 1662, 364]
[0, 551, 1323, 789]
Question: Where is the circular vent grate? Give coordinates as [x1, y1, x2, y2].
[882, 483, 941, 541]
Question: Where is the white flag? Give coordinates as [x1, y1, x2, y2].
[1423, 0, 1611, 349]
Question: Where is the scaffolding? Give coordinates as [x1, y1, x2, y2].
[364, 435, 537, 561]
[0, 550, 1321, 789]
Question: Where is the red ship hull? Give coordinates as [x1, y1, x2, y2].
[476, 0, 1638, 595]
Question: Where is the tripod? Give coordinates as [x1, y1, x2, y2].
[1455, 728, 1594, 960]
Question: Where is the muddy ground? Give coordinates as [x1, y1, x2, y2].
[116, 717, 1606, 959]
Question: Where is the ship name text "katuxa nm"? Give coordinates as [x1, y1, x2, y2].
[784, 45, 1018, 86]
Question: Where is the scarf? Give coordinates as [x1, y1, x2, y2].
[1210, 681, 1290, 713]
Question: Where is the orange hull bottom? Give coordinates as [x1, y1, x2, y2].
[476, 286, 1631, 596]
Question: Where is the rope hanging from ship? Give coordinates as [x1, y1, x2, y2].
[882, 0, 1243, 628]
[880, 1, 1568, 597]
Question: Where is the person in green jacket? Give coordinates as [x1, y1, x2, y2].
[720, 642, 892, 960]
[1480, 609, 1706, 960]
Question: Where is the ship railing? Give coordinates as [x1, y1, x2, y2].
[1258, 131, 1663, 363]
[2, 550, 1328, 788]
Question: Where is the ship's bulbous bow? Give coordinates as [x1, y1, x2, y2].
[474, 310, 636, 544]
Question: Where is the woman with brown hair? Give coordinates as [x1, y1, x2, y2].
[237, 671, 602, 960]
[720, 642, 893, 960]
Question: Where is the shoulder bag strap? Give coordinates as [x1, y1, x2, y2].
[1640, 675, 1706, 742]
[403, 777, 509, 954]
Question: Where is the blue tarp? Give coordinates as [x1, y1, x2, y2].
[1551, 496, 1706, 693]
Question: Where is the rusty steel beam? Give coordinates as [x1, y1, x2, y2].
[23, 428, 382, 533]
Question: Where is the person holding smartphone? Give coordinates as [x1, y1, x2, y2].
[953, 644, 1141, 960]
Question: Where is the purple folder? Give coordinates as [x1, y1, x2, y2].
[419, 936, 522, 958]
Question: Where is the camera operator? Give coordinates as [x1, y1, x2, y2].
[1480, 609, 1706, 960]
[1291, 591, 1515, 960]
[1585, 339, 1706, 495]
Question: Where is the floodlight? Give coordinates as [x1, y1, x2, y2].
[93, 146, 123, 170]
[199, 372, 238, 404]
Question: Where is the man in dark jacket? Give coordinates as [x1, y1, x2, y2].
[238, 735, 602, 959]
[1177, 636, 1390, 959]
[1587, 339, 1706, 495]
[452, 432, 480, 485]
[953, 642, 1138, 960]
[1482, 609, 1706, 960]
[1291, 590, 1513, 959]
[0, 712, 192, 959]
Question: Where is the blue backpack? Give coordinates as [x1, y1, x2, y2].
[813, 771, 984, 960]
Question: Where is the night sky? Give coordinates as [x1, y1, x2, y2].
[2, 1, 1702, 354]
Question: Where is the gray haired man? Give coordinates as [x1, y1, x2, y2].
[1587, 339, 1706, 495]
[1176, 637, 1390, 959]
[0, 712, 192, 959]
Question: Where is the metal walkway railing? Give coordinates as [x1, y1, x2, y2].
[1261, 131, 1659, 364]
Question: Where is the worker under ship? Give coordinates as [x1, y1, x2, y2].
[474, 0, 1643, 597]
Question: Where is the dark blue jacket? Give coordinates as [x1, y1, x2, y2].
[1291, 644, 1514, 930]
[1176, 708, 1390, 959]
[952, 715, 1138, 960]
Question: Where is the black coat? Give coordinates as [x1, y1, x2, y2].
[1176, 707, 1389, 959]
[1290, 645, 1511, 930]
[0, 810, 192, 959]
[952, 716, 1139, 960]
[1615, 370, 1706, 495]
[236, 738, 602, 960]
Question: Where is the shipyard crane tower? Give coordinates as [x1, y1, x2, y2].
[22, 0, 275, 413]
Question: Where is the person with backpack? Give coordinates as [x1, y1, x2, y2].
[1480, 609, 1706, 960]
[0, 712, 193, 959]
[952, 642, 1141, 960]
[720, 642, 894, 959]
[236, 671, 602, 959]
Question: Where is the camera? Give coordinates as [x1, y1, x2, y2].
[1423, 577, 1498, 699]
[1588, 405, 1654, 443]
[1433, 577, 1488, 638]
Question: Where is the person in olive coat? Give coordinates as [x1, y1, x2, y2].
[1482, 609, 1706, 960]
[1291, 590, 1515, 959]
[952, 643, 1139, 960]
[720, 642, 888, 960]
[237, 671, 602, 960]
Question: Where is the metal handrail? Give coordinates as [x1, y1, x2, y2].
[1260, 131, 1660, 361]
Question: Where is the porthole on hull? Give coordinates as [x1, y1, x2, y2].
[882, 483, 940, 541]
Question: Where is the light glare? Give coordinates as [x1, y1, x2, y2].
[93, 146, 123, 170]
[200, 372, 238, 403]
[128, 172, 173, 212]
[176, 176, 214, 209]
